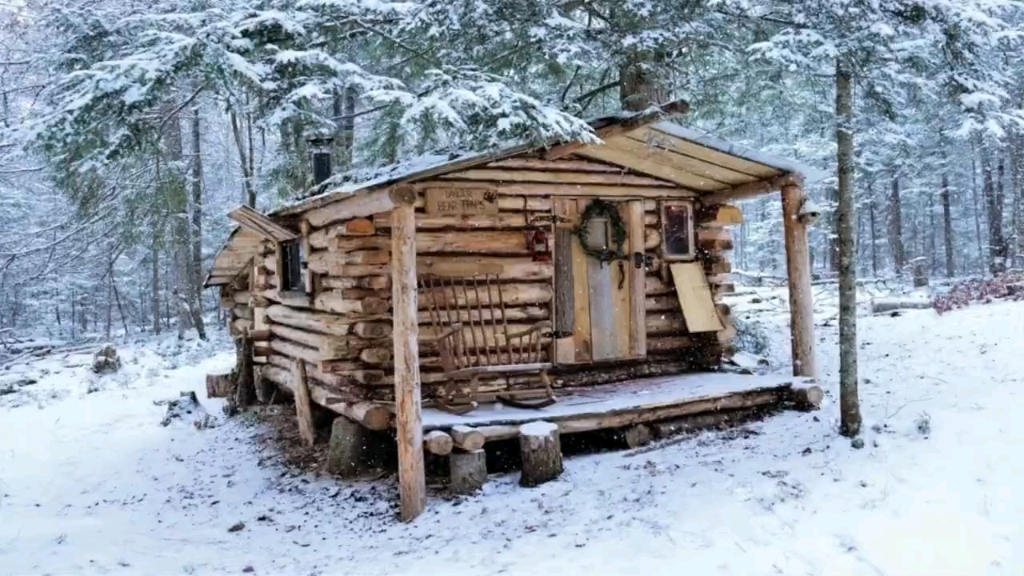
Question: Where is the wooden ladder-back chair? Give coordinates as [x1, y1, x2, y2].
[419, 273, 555, 414]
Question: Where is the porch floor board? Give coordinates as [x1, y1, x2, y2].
[421, 372, 811, 436]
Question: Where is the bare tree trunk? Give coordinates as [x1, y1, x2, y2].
[151, 239, 160, 334]
[984, 159, 1007, 275]
[619, 53, 667, 111]
[231, 111, 256, 207]
[836, 62, 860, 438]
[190, 105, 207, 340]
[941, 173, 955, 277]
[993, 157, 1008, 273]
[869, 195, 878, 277]
[971, 149, 985, 272]
[829, 185, 840, 274]
[888, 175, 905, 273]
[1014, 139, 1024, 268]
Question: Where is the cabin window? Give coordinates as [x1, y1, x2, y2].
[583, 217, 611, 251]
[661, 201, 695, 260]
[280, 239, 305, 293]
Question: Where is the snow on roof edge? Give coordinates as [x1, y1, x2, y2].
[652, 122, 829, 184]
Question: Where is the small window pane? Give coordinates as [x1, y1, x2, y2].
[281, 240, 305, 292]
[663, 204, 693, 257]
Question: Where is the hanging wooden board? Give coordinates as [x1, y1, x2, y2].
[669, 262, 724, 333]
[424, 187, 499, 215]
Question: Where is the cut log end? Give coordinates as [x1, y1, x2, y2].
[449, 425, 485, 451]
[791, 384, 824, 411]
[518, 421, 563, 487]
[424, 430, 454, 456]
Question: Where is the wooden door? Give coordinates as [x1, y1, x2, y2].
[552, 198, 646, 364]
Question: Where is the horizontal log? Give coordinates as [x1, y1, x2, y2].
[313, 290, 389, 316]
[232, 291, 252, 305]
[320, 275, 391, 290]
[308, 249, 390, 274]
[269, 324, 359, 359]
[418, 256, 552, 280]
[424, 430, 454, 456]
[305, 185, 417, 228]
[645, 227, 661, 251]
[308, 218, 376, 249]
[486, 158, 625, 173]
[646, 336, 693, 353]
[439, 168, 676, 187]
[318, 362, 387, 386]
[449, 425, 485, 451]
[419, 282, 552, 309]
[231, 317, 253, 335]
[261, 363, 392, 430]
[233, 306, 253, 321]
[418, 305, 548, 324]
[646, 313, 687, 335]
[696, 227, 732, 243]
[646, 295, 680, 313]
[415, 180, 696, 199]
[269, 337, 322, 365]
[419, 322, 550, 349]
[266, 304, 351, 336]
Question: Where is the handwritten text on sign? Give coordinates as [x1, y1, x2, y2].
[425, 188, 500, 215]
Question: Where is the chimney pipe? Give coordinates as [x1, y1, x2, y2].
[307, 134, 334, 187]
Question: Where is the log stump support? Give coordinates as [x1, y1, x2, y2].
[326, 416, 369, 478]
[450, 449, 488, 494]
[391, 201, 427, 521]
[791, 383, 825, 411]
[293, 360, 315, 447]
[206, 371, 233, 399]
[234, 336, 256, 408]
[780, 183, 817, 378]
[518, 421, 563, 487]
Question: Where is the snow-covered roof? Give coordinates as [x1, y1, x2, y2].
[273, 109, 823, 218]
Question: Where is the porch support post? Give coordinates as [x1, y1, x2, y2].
[391, 202, 426, 521]
[781, 183, 817, 377]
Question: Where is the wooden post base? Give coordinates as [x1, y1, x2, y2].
[518, 421, 563, 487]
[254, 366, 277, 404]
[450, 449, 488, 494]
[326, 416, 369, 478]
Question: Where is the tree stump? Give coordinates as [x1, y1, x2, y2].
[450, 449, 488, 494]
[326, 416, 369, 478]
[206, 371, 233, 398]
[518, 421, 562, 487]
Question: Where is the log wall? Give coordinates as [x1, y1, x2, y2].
[225, 153, 739, 408]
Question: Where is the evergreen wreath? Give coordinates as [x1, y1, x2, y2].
[576, 199, 627, 265]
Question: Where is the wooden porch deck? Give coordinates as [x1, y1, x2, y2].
[421, 372, 819, 443]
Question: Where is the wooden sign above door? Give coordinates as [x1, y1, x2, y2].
[424, 187, 500, 215]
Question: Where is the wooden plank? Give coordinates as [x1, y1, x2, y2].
[701, 173, 801, 205]
[227, 205, 298, 241]
[576, 139, 726, 191]
[571, 200, 592, 362]
[611, 202, 631, 359]
[781, 184, 817, 378]
[439, 168, 677, 188]
[390, 204, 426, 522]
[623, 132, 761, 185]
[552, 198, 576, 364]
[627, 200, 647, 358]
[587, 249, 616, 361]
[669, 262, 724, 333]
[543, 99, 690, 160]
[631, 126, 782, 178]
[413, 180, 697, 199]
[293, 360, 315, 447]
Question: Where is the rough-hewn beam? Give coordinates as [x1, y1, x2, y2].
[700, 173, 802, 206]
[781, 183, 817, 377]
[543, 99, 691, 161]
[391, 204, 426, 522]
[306, 186, 417, 229]
[227, 205, 298, 241]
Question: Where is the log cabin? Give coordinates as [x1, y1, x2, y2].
[205, 100, 826, 521]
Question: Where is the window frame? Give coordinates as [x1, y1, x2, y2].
[660, 200, 696, 262]
[279, 239, 307, 294]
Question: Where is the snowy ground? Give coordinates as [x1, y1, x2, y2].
[2, 292, 1023, 575]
